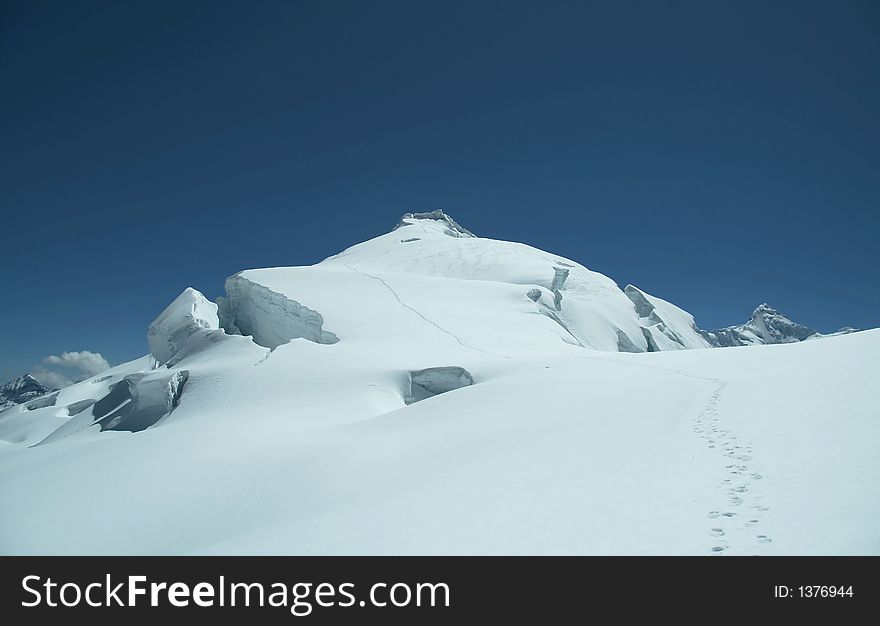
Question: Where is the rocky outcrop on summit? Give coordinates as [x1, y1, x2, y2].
[393, 209, 476, 238]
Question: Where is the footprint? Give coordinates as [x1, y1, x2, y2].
[729, 496, 743, 506]
[731, 485, 749, 493]
[757, 535, 772, 544]
[721, 512, 737, 518]
[750, 473, 763, 480]
[707, 511, 720, 519]
[709, 528, 725, 537]
[746, 519, 759, 528]
[710, 546, 726, 553]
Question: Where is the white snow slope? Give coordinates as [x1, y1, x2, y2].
[0, 211, 877, 555]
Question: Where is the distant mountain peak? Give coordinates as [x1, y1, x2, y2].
[748, 304, 816, 342]
[0, 374, 56, 410]
[624, 286, 860, 350]
[699, 303, 819, 347]
[393, 209, 476, 238]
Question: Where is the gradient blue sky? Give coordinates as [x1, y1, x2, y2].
[1, 0, 878, 379]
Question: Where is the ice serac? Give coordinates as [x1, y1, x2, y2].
[36, 370, 189, 445]
[91, 371, 188, 433]
[25, 393, 59, 410]
[700, 303, 824, 347]
[0, 375, 56, 410]
[218, 274, 339, 349]
[551, 267, 569, 311]
[405, 367, 474, 404]
[624, 285, 712, 351]
[148, 287, 222, 367]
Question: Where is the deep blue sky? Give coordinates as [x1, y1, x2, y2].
[1, 0, 878, 378]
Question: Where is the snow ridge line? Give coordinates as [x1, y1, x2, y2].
[342, 264, 510, 359]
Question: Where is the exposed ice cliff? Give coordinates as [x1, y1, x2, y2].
[405, 366, 474, 404]
[551, 267, 569, 311]
[36, 370, 189, 445]
[91, 370, 189, 433]
[616, 329, 642, 353]
[624, 285, 711, 351]
[218, 274, 339, 349]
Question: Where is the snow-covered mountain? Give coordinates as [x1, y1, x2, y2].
[0, 374, 56, 411]
[0, 211, 876, 555]
[622, 285, 855, 350]
[699, 303, 856, 347]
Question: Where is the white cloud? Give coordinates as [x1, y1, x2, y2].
[30, 350, 111, 389]
[43, 351, 110, 377]
[30, 367, 74, 389]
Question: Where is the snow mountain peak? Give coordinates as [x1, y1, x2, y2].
[752, 302, 779, 317]
[700, 302, 820, 347]
[746, 303, 817, 343]
[393, 209, 476, 238]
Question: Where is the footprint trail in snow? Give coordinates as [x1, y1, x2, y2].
[695, 381, 773, 555]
